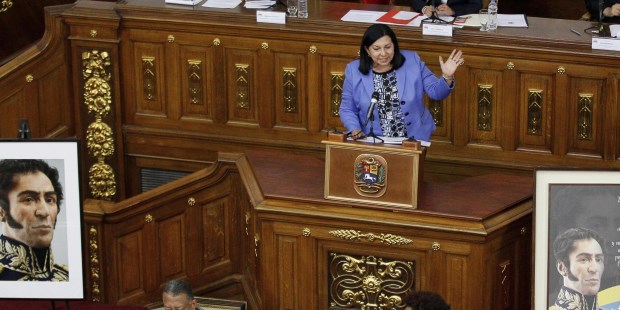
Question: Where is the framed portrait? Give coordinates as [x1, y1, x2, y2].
[0, 140, 84, 299]
[534, 169, 620, 310]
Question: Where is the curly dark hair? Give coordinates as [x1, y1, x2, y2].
[0, 159, 64, 219]
[403, 290, 450, 310]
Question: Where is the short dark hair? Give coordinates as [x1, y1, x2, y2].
[358, 24, 405, 75]
[0, 159, 64, 215]
[553, 227, 606, 268]
[403, 290, 450, 310]
[163, 279, 194, 300]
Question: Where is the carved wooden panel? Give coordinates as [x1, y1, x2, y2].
[133, 42, 166, 116]
[567, 78, 605, 157]
[157, 214, 186, 280]
[277, 235, 299, 310]
[203, 198, 228, 263]
[321, 56, 353, 131]
[0, 90, 25, 136]
[274, 52, 306, 129]
[38, 65, 70, 136]
[469, 69, 502, 146]
[115, 231, 144, 300]
[225, 45, 259, 126]
[179, 45, 215, 121]
[517, 74, 553, 152]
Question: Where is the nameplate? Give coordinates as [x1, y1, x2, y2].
[592, 37, 620, 51]
[422, 23, 453, 37]
[257, 11, 286, 24]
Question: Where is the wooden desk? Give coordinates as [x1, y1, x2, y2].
[244, 149, 533, 310]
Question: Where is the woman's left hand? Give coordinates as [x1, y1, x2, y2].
[438, 49, 464, 79]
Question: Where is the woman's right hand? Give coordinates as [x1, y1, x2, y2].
[350, 129, 365, 140]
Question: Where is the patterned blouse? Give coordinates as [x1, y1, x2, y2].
[373, 69, 408, 138]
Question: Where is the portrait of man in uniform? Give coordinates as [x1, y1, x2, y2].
[0, 159, 69, 281]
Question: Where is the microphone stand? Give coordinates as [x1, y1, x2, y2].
[586, 0, 610, 36]
[365, 111, 384, 144]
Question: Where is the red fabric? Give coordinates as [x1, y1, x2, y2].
[0, 300, 147, 310]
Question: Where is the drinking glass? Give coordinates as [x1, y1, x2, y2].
[479, 9, 489, 31]
[287, 0, 298, 17]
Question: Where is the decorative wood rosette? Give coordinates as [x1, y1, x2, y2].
[82, 50, 117, 200]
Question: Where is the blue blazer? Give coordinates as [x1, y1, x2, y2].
[339, 50, 452, 142]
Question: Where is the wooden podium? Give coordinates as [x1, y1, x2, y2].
[323, 133, 425, 209]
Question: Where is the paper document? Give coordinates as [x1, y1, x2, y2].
[243, 0, 275, 8]
[497, 14, 528, 27]
[341, 10, 387, 23]
[203, 0, 241, 8]
[347, 136, 431, 147]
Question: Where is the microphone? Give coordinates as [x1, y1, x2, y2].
[599, 0, 604, 23]
[363, 92, 379, 128]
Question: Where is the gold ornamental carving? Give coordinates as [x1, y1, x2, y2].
[89, 226, 101, 301]
[431, 242, 441, 251]
[507, 62, 515, 70]
[309, 45, 317, 53]
[261, 42, 269, 49]
[527, 89, 543, 135]
[477, 84, 493, 131]
[330, 72, 344, 117]
[0, 0, 13, 13]
[82, 50, 117, 200]
[521, 227, 527, 235]
[167, 34, 175, 43]
[577, 93, 593, 140]
[142, 57, 157, 101]
[90, 29, 98, 38]
[235, 64, 250, 109]
[245, 211, 251, 236]
[302, 228, 311, 237]
[283, 67, 297, 113]
[254, 234, 260, 258]
[557, 66, 566, 74]
[213, 38, 221, 46]
[88, 162, 116, 199]
[329, 253, 415, 310]
[329, 229, 412, 246]
[187, 197, 196, 206]
[188, 60, 203, 105]
[25, 74, 34, 83]
[429, 99, 443, 127]
[145, 214, 153, 223]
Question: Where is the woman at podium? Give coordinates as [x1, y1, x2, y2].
[339, 24, 464, 142]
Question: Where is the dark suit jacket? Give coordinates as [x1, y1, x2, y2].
[586, 0, 620, 24]
[411, 0, 482, 16]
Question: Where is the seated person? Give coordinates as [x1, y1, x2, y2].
[412, 0, 482, 17]
[586, 0, 620, 24]
[403, 290, 451, 310]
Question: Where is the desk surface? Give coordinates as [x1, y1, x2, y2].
[114, 0, 614, 56]
[245, 149, 533, 222]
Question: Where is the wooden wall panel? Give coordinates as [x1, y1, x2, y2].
[277, 236, 298, 310]
[273, 52, 306, 130]
[115, 231, 145, 300]
[517, 73, 553, 152]
[225, 45, 260, 126]
[133, 42, 166, 117]
[567, 77, 605, 157]
[203, 198, 228, 264]
[37, 65, 70, 136]
[157, 214, 186, 280]
[179, 45, 214, 122]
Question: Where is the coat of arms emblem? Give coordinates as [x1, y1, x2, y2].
[353, 154, 387, 197]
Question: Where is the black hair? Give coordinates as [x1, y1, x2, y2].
[553, 227, 606, 270]
[163, 279, 194, 301]
[358, 24, 406, 75]
[403, 290, 451, 310]
[0, 159, 64, 217]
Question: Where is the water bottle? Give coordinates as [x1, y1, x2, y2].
[297, 0, 308, 18]
[487, 0, 498, 31]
